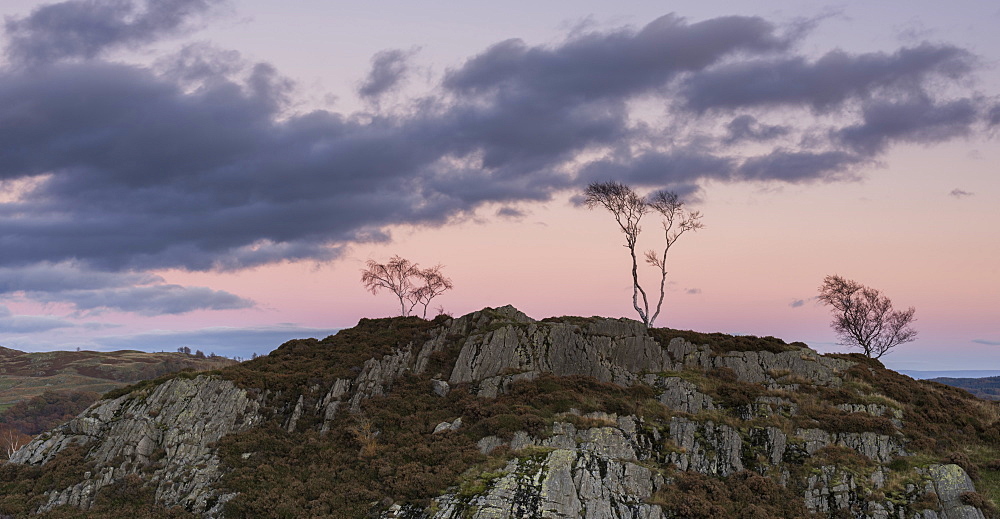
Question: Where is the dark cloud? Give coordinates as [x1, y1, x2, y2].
[31, 285, 253, 316]
[0, 10, 992, 289]
[723, 115, 790, 144]
[4, 0, 224, 67]
[496, 206, 525, 218]
[0, 263, 160, 293]
[0, 264, 253, 316]
[686, 288, 702, 294]
[94, 324, 340, 357]
[0, 305, 75, 333]
[835, 97, 978, 155]
[680, 43, 974, 112]
[358, 49, 414, 99]
[789, 299, 805, 308]
[950, 188, 974, 198]
[737, 150, 864, 182]
[155, 42, 243, 85]
[443, 14, 790, 100]
[988, 104, 1000, 126]
[973, 339, 1000, 346]
[578, 150, 732, 189]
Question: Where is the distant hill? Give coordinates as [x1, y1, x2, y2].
[900, 370, 1000, 380]
[0, 346, 236, 435]
[928, 376, 1000, 401]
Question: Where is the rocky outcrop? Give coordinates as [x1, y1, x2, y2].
[8, 375, 262, 515]
[431, 415, 665, 519]
[407, 414, 985, 519]
[5, 305, 995, 518]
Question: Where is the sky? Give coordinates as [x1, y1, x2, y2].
[0, 0, 997, 370]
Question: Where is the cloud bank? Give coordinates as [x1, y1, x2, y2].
[0, 1, 995, 315]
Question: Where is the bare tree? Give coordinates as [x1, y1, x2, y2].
[584, 181, 703, 327]
[361, 256, 452, 317]
[817, 275, 917, 359]
[1, 425, 30, 459]
[411, 265, 453, 318]
[361, 255, 420, 316]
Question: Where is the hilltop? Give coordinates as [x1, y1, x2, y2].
[2, 306, 998, 518]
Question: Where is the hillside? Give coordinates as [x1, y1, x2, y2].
[930, 377, 1000, 401]
[0, 347, 236, 435]
[2, 305, 998, 518]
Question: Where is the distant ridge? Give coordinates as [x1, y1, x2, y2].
[899, 369, 1000, 380]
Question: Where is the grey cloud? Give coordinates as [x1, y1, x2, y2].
[94, 324, 340, 357]
[686, 288, 702, 294]
[988, 104, 1000, 126]
[32, 285, 254, 316]
[0, 262, 161, 293]
[0, 306, 75, 333]
[723, 115, 790, 144]
[359, 49, 414, 99]
[496, 206, 525, 218]
[973, 339, 1000, 346]
[789, 299, 805, 308]
[155, 42, 243, 85]
[950, 188, 974, 198]
[680, 43, 974, 112]
[0, 12, 991, 277]
[443, 14, 790, 100]
[4, 0, 223, 67]
[0, 264, 252, 316]
[737, 150, 864, 182]
[578, 150, 732, 188]
[836, 97, 978, 155]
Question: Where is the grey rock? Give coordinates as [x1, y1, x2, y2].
[285, 395, 304, 432]
[432, 418, 463, 434]
[668, 417, 744, 476]
[431, 379, 450, 397]
[9, 375, 262, 515]
[925, 464, 986, 519]
[643, 374, 716, 413]
[430, 419, 663, 519]
[477, 435, 504, 455]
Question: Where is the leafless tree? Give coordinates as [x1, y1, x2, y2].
[584, 181, 703, 327]
[412, 265, 454, 318]
[817, 275, 917, 359]
[361, 256, 453, 317]
[1, 426, 30, 459]
[361, 255, 420, 316]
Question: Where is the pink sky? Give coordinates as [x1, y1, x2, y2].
[0, 0, 997, 372]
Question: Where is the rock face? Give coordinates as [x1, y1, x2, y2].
[5, 305, 996, 518]
[432, 416, 664, 519]
[9, 375, 263, 515]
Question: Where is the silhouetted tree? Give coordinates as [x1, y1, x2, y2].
[818, 275, 917, 359]
[412, 265, 453, 318]
[361, 256, 452, 317]
[584, 181, 703, 327]
[361, 255, 421, 316]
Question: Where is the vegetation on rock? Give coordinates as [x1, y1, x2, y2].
[0, 307, 997, 518]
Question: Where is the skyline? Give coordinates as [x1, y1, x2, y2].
[0, 0, 997, 371]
